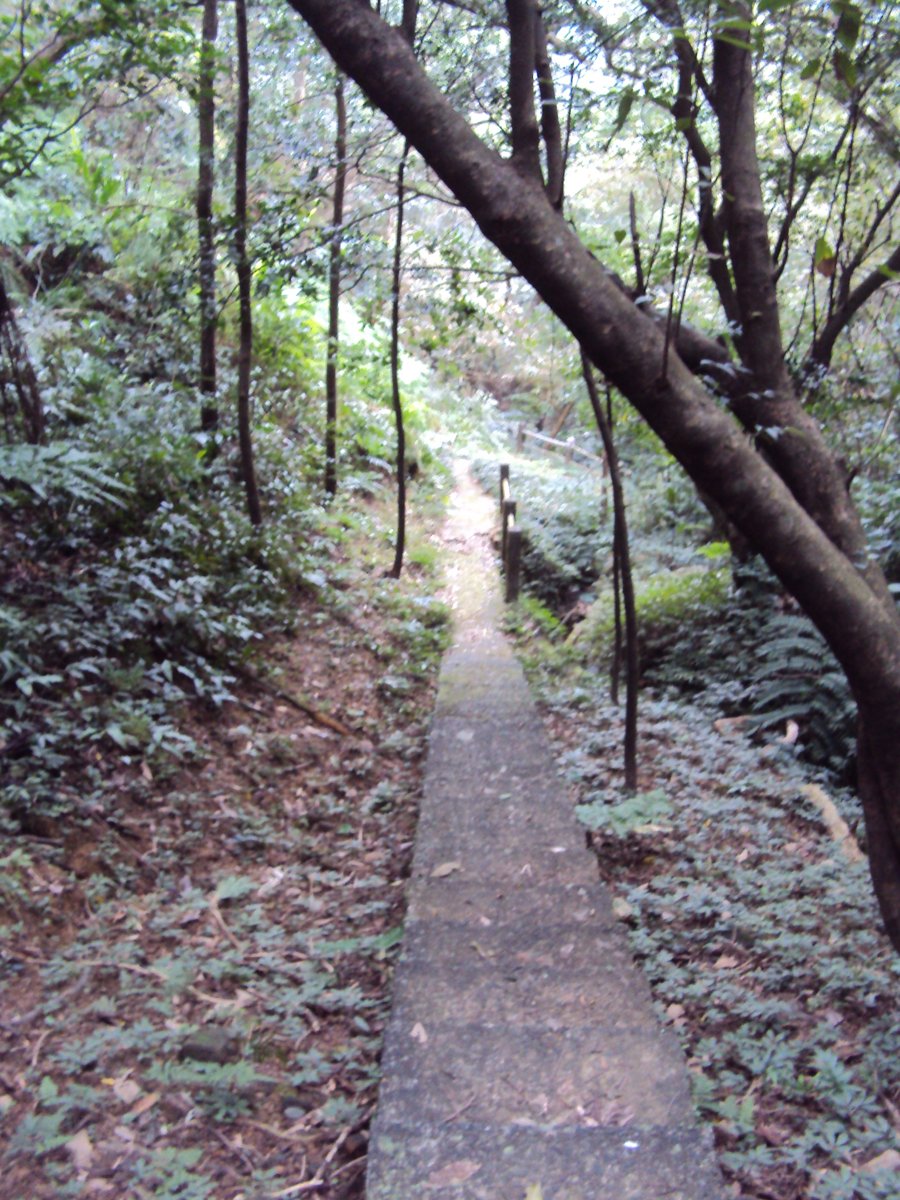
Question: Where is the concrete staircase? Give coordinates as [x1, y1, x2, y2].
[365, 467, 725, 1200]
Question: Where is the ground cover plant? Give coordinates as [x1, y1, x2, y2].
[0, 487, 450, 1199]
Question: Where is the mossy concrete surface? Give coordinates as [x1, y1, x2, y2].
[365, 465, 725, 1200]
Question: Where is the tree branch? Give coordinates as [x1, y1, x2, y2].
[506, 0, 541, 177]
[533, 6, 563, 208]
[809, 241, 900, 369]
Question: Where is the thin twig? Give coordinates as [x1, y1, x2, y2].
[270, 1108, 373, 1197]
[207, 895, 244, 952]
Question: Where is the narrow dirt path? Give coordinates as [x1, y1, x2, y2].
[365, 463, 725, 1199]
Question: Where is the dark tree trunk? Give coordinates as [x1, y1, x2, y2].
[0, 273, 43, 444]
[234, 0, 261, 527]
[582, 353, 639, 794]
[389, 2, 417, 579]
[389, 142, 409, 580]
[712, 23, 891, 611]
[324, 75, 347, 499]
[197, 0, 218, 434]
[285, 0, 900, 951]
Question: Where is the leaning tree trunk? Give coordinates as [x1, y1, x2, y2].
[284, 0, 900, 950]
[234, 0, 261, 527]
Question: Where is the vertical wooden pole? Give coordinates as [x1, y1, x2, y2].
[506, 526, 522, 602]
[502, 499, 516, 571]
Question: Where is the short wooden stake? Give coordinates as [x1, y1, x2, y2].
[505, 527, 522, 602]
[502, 498, 516, 569]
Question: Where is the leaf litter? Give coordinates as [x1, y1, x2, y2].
[0, 504, 449, 1199]
[538, 681, 900, 1200]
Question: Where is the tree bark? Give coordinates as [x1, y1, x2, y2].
[0, 273, 44, 445]
[197, 0, 218, 434]
[506, 0, 541, 178]
[533, 8, 563, 209]
[389, 142, 410, 580]
[325, 76, 347, 499]
[284, 0, 900, 950]
[234, 0, 261, 527]
[711, 18, 891, 610]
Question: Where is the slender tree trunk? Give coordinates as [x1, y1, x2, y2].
[607, 385, 622, 707]
[234, 0, 261, 527]
[582, 352, 638, 793]
[197, 0, 218, 434]
[0, 274, 43, 445]
[324, 75, 347, 499]
[389, 141, 410, 580]
[611, 530, 623, 706]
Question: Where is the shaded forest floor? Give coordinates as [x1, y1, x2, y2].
[529, 659, 900, 1200]
[0, 498, 449, 1200]
[2, 477, 899, 1200]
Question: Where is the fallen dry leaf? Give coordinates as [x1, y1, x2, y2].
[714, 954, 739, 970]
[524, 1185, 544, 1200]
[410, 1022, 428, 1045]
[112, 1078, 141, 1105]
[66, 1129, 94, 1173]
[128, 1090, 160, 1117]
[757, 1122, 789, 1147]
[426, 1159, 481, 1187]
[861, 1148, 900, 1174]
[431, 861, 462, 878]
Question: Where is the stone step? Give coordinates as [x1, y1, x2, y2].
[367, 1121, 725, 1200]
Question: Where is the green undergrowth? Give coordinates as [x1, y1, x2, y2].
[527, 658, 900, 1200]
[470, 452, 611, 608]
[569, 558, 732, 669]
[0, 489, 451, 1198]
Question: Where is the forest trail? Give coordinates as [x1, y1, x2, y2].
[365, 464, 725, 1199]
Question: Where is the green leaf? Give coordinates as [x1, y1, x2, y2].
[814, 235, 836, 276]
[831, 0, 862, 50]
[800, 58, 821, 80]
[214, 875, 257, 902]
[832, 48, 857, 87]
[576, 789, 673, 837]
[105, 723, 132, 749]
[613, 229, 627, 244]
[610, 90, 634, 140]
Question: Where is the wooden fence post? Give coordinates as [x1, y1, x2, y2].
[502, 498, 516, 568]
[505, 526, 522, 602]
[499, 462, 521, 601]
